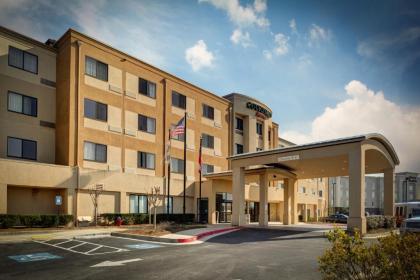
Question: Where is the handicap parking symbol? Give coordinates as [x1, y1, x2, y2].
[125, 244, 162, 250]
[9, 252, 62, 263]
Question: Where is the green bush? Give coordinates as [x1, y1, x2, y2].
[100, 213, 195, 225]
[0, 214, 73, 228]
[366, 215, 395, 231]
[319, 228, 420, 280]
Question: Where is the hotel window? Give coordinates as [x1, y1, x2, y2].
[85, 56, 108, 81]
[171, 158, 184, 174]
[256, 122, 263, 136]
[299, 187, 306, 193]
[138, 115, 156, 134]
[7, 137, 37, 160]
[8, 46, 38, 74]
[83, 141, 107, 163]
[84, 99, 107, 121]
[236, 143, 244, 154]
[256, 147, 263, 151]
[129, 194, 148, 214]
[202, 104, 214, 120]
[202, 164, 214, 175]
[137, 151, 155, 170]
[166, 197, 174, 214]
[139, 78, 156, 98]
[172, 91, 186, 109]
[202, 133, 214, 149]
[8, 91, 37, 117]
[319, 190, 323, 197]
[171, 124, 185, 142]
[235, 117, 243, 131]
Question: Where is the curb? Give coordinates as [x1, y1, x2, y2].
[111, 227, 240, 244]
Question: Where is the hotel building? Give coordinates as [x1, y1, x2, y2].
[1, 25, 330, 225]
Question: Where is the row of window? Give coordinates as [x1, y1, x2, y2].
[235, 117, 263, 136]
[129, 195, 174, 214]
[8, 46, 38, 74]
[85, 56, 218, 120]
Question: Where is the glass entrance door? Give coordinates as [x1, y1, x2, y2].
[216, 192, 232, 223]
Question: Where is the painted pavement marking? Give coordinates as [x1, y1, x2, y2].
[91, 258, 143, 267]
[34, 239, 128, 256]
[8, 252, 62, 263]
[125, 243, 162, 250]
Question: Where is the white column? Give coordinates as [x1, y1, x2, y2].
[348, 147, 367, 235]
[259, 173, 268, 227]
[232, 167, 246, 226]
[302, 204, 308, 222]
[383, 168, 395, 216]
[283, 178, 297, 225]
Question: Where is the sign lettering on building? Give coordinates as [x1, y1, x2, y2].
[246, 102, 272, 118]
[278, 155, 300, 162]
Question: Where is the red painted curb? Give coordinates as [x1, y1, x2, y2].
[175, 227, 240, 243]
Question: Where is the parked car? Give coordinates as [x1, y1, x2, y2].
[400, 217, 420, 234]
[325, 214, 348, 223]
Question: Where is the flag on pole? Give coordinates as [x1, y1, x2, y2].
[170, 116, 185, 137]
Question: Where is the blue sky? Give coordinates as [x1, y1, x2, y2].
[1, 0, 419, 171]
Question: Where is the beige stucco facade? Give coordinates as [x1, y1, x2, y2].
[0, 26, 399, 235]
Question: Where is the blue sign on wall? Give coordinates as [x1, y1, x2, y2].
[9, 253, 62, 263]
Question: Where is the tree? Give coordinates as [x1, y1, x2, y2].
[88, 184, 103, 226]
[147, 186, 161, 231]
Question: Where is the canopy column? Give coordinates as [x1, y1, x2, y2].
[283, 178, 297, 225]
[232, 167, 246, 226]
[259, 172, 268, 227]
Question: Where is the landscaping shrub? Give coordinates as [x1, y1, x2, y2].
[0, 214, 73, 228]
[319, 228, 420, 280]
[100, 213, 195, 225]
[366, 215, 395, 231]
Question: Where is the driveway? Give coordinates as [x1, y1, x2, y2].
[0, 228, 329, 280]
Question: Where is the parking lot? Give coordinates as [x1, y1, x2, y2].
[0, 228, 329, 280]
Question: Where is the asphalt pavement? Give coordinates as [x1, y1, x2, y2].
[0, 228, 329, 280]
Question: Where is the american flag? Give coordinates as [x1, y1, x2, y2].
[170, 117, 185, 137]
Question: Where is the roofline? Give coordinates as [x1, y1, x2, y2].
[223, 92, 272, 114]
[55, 28, 231, 106]
[278, 137, 296, 146]
[228, 133, 400, 165]
[0, 25, 57, 53]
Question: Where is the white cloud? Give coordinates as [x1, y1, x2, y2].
[282, 80, 420, 172]
[289, 18, 297, 34]
[199, 0, 269, 28]
[273, 33, 289, 55]
[185, 40, 215, 71]
[308, 24, 331, 46]
[230, 28, 252, 47]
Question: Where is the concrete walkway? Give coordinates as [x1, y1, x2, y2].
[245, 222, 347, 232]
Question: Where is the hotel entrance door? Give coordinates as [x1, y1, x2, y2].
[216, 192, 232, 223]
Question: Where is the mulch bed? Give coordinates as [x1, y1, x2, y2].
[123, 224, 206, 236]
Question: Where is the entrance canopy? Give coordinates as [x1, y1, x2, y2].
[225, 134, 399, 234]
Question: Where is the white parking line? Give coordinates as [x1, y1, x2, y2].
[34, 239, 128, 256]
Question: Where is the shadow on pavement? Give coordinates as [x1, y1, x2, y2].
[206, 228, 326, 244]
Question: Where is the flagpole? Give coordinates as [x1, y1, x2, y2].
[183, 112, 187, 218]
[167, 128, 171, 216]
[198, 136, 203, 223]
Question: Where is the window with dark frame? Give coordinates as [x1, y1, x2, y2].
[202, 133, 214, 149]
[170, 157, 184, 174]
[129, 194, 148, 214]
[172, 91, 186, 109]
[7, 91, 37, 117]
[85, 56, 108, 81]
[84, 98, 107, 121]
[138, 115, 156, 134]
[202, 164, 214, 175]
[8, 46, 38, 74]
[139, 78, 156, 98]
[7, 137, 37, 160]
[83, 141, 107, 163]
[256, 122, 263, 136]
[166, 196, 174, 214]
[137, 151, 155, 170]
[235, 117, 243, 131]
[202, 104, 214, 120]
[236, 143, 244, 154]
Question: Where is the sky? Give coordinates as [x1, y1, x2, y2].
[0, 0, 419, 172]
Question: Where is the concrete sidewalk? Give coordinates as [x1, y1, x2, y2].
[0, 227, 128, 243]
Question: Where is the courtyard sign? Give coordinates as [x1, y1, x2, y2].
[246, 102, 272, 118]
